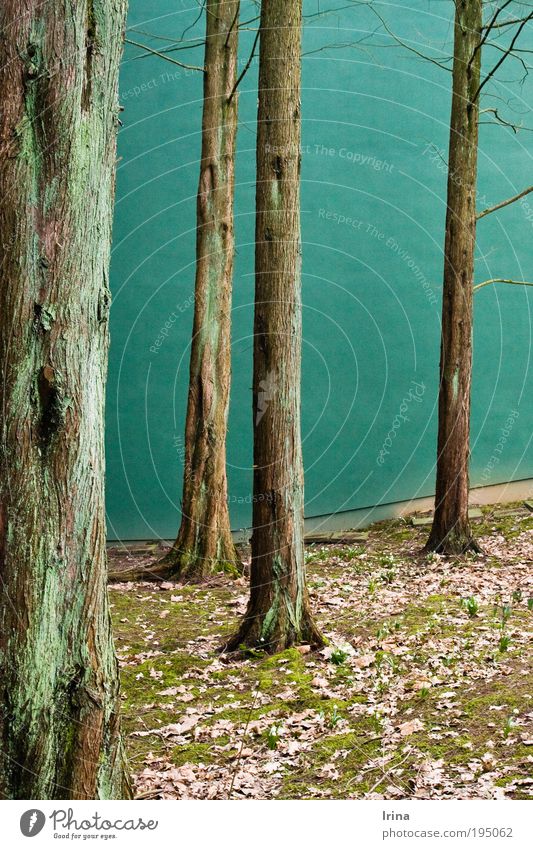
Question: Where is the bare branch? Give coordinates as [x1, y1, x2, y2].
[482, 14, 533, 31]
[227, 27, 260, 104]
[225, 5, 240, 47]
[479, 106, 523, 131]
[302, 29, 380, 58]
[364, 3, 452, 72]
[477, 184, 533, 219]
[124, 38, 205, 72]
[473, 11, 533, 102]
[484, 41, 532, 77]
[128, 28, 204, 52]
[474, 0, 514, 60]
[474, 277, 533, 292]
[180, 0, 205, 43]
[238, 15, 260, 28]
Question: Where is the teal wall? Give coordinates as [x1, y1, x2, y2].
[107, 1, 533, 540]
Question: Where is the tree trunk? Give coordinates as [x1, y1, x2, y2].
[426, 0, 482, 555]
[224, 0, 324, 653]
[162, 0, 241, 583]
[0, 0, 130, 799]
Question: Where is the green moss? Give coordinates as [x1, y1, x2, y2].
[216, 560, 241, 578]
[280, 722, 384, 799]
[110, 584, 236, 654]
[171, 740, 232, 767]
[398, 666, 533, 794]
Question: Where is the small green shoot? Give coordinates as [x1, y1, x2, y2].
[266, 725, 280, 750]
[330, 647, 349, 666]
[498, 634, 511, 652]
[462, 596, 479, 618]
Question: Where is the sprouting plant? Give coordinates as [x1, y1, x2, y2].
[494, 602, 513, 653]
[512, 588, 522, 604]
[498, 634, 511, 652]
[305, 548, 328, 564]
[309, 578, 326, 589]
[425, 551, 440, 564]
[528, 597, 533, 612]
[328, 704, 342, 728]
[418, 687, 430, 700]
[330, 647, 349, 666]
[345, 546, 365, 560]
[376, 623, 390, 641]
[501, 603, 512, 625]
[375, 650, 398, 674]
[374, 649, 385, 669]
[376, 679, 388, 696]
[266, 724, 280, 750]
[367, 578, 378, 596]
[462, 596, 479, 618]
[381, 568, 396, 584]
[503, 716, 517, 739]
[378, 553, 396, 567]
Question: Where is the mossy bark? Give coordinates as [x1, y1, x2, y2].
[224, 0, 324, 653]
[162, 1, 241, 583]
[426, 0, 482, 556]
[0, 0, 130, 799]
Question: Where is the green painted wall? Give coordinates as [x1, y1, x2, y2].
[107, 0, 533, 540]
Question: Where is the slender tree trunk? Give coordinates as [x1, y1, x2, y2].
[0, 0, 130, 799]
[426, 0, 482, 555]
[162, 1, 241, 583]
[224, 0, 323, 653]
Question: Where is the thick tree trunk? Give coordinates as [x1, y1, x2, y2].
[162, 0, 241, 583]
[426, 0, 482, 555]
[0, 0, 130, 799]
[224, 0, 323, 653]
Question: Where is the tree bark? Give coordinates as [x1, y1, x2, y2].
[0, 0, 130, 799]
[162, 0, 241, 583]
[426, 0, 482, 555]
[224, 0, 324, 653]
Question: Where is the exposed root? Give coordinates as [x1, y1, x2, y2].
[424, 525, 483, 556]
[108, 546, 243, 585]
[221, 610, 325, 655]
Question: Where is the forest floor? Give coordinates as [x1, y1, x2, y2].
[108, 502, 533, 800]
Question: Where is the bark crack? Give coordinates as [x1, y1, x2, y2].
[37, 365, 61, 445]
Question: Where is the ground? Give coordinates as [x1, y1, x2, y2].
[108, 502, 533, 800]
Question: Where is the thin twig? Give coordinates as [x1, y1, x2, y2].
[483, 15, 533, 31]
[477, 185, 533, 219]
[366, 3, 452, 72]
[364, 747, 414, 798]
[227, 27, 260, 104]
[225, 5, 240, 48]
[128, 27, 204, 53]
[473, 12, 533, 102]
[125, 38, 205, 72]
[474, 278, 533, 292]
[471, 0, 514, 68]
[180, 0, 206, 43]
[479, 107, 533, 133]
[227, 684, 260, 799]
